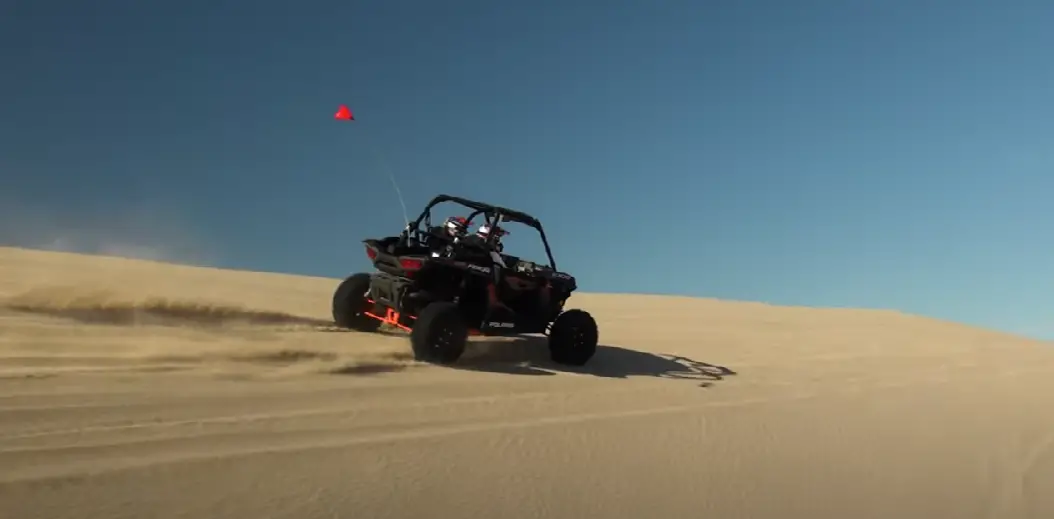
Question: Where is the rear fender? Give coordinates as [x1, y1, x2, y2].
[364, 239, 428, 278]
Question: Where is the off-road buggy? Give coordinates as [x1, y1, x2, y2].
[332, 194, 598, 365]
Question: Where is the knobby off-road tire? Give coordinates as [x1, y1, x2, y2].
[410, 302, 468, 364]
[332, 273, 381, 332]
[548, 309, 598, 366]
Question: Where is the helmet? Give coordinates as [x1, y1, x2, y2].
[476, 224, 508, 250]
[444, 216, 468, 236]
[476, 224, 507, 239]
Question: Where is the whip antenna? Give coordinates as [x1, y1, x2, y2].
[334, 104, 410, 228]
[373, 147, 410, 228]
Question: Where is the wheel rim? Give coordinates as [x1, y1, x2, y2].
[432, 325, 456, 352]
[572, 328, 586, 348]
[558, 325, 587, 347]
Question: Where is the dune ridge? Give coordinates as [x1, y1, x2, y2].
[1, 245, 1053, 519]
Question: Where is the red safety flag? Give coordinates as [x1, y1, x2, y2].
[334, 104, 354, 121]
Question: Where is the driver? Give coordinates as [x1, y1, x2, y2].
[473, 223, 513, 312]
[475, 223, 507, 252]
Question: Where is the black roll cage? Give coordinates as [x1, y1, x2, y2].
[406, 194, 558, 270]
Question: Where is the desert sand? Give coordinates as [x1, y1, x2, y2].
[1, 245, 1053, 518]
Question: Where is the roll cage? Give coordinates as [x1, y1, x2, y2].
[405, 194, 559, 270]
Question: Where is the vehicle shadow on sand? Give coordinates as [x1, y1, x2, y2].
[456, 336, 737, 387]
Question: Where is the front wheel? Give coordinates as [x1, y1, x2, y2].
[332, 273, 381, 332]
[548, 309, 598, 366]
[410, 302, 468, 364]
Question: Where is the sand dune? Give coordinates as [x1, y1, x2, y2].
[1, 246, 1053, 519]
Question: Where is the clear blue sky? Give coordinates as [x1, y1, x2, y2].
[2, 1, 1052, 339]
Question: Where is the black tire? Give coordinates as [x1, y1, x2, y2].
[548, 309, 598, 366]
[410, 302, 468, 364]
[332, 273, 381, 332]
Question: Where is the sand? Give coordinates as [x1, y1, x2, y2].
[1, 245, 1053, 519]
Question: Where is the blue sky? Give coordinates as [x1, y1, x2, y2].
[2, 1, 1052, 339]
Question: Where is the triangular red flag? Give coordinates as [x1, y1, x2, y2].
[334, 105, 354, 121]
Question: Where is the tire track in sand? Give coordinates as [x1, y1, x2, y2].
[4, 363, 1053, 485]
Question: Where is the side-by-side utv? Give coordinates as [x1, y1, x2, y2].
[332, 194, 598, 366]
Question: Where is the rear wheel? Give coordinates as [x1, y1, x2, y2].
[410, 302, 468, 364]
[548, 309, 598, 366]
[332, 273, 381, 332]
